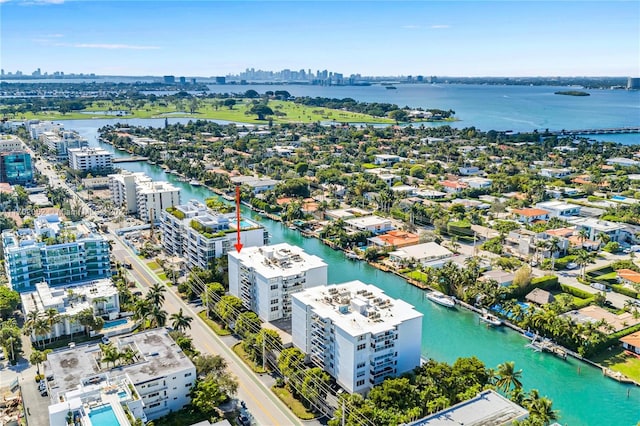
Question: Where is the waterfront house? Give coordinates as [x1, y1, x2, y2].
[620, 331, 640, 355]
[324, 207, 371, 221]
[480, 270, 515, 287]
[367, 230, 420, 249]
[388, 242, 453, 268]
[345, 216, 394, 235]
[230, 176, 280, 194]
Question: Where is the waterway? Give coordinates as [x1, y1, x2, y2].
[53, 117, 640, 425]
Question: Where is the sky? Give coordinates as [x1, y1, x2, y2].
[1, 0, 639, 77]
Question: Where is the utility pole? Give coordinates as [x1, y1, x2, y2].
[262, 332, 266, 372]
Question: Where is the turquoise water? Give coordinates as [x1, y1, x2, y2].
[103, 318, 128, 329]
[612, 195, 627, 201]
[88, 404, 120, 426]
[117, 390, 127, 399]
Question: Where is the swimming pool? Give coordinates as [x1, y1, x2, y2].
[103, 318, 128, 329]
[612, 195, 626, 201]
[88, 404, 120, 426]
[117, 390, 127, 399]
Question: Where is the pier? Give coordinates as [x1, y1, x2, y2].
[548, 127, 640, 136]
[112, 156, 149, 163]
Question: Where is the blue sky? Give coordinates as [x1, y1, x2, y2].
[1, 1, 638, 77]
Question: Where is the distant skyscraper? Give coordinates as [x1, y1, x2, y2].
[628, 77, 640, 90]
[163, 75, 175, 84]
[179, 76, 186, 84]
[215, 76, 226, 84]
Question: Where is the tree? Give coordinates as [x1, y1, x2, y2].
[547, 238, 561, 271]
[301, 367, 330, 409]
[512, 264, 532, 290]
[575, 249, 593, 279]
[149, 305, 167, 328]
[191, 374, 237, 413]
[223, 99, 236, 110]
[30, 349, 49, 375]
[495, 361, 523, 393]
[235, 311, 261, 338]
[0, 319, 23, 363]
[133, 299, 152, 329]
[389, 109, 409, 123]
[33, 317, 51, 348]
[249, 104, 274, 120]
[0, 287, 20, 319]
[146, 283, 166, 307]
[244, 89, 260, 99]
[213, 295, 243, 326]
[170, 308, 193, 332]
[194, 354, 227, 377]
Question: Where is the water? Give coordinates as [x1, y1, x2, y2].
[117, 390, 128, 399]
[88, 404, 120, 426]
[51, 110, 640, 424]
[103, 318, 128, 329]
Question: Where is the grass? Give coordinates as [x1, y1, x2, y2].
[232, 342, 268, 374]
[591, 346, 640, 382]
[5, 98, 398, 124]
[41, 333, 95, 350]
[197, 311, 231, 336]
[271, 385, 317, 420]
[157, 272, 168, 282]
[152, 405, 215, 426]
[407, 270, 428, 282]
[146, 261, 161, 270]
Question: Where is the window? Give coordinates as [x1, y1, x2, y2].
[357, 343, 366, 351]
[185, 383, 192, 388]
[270, 284, 278, 290]
[356, 380, 365, 387]
[357, 371, 365, 378]
[270, 306, 279, 312]
[149, 402, 161, 408]
[357, 362, 365, 369]
[271, 299, 279, 305]
[184, 372, 192, 377]
[357, 335, 366, 341]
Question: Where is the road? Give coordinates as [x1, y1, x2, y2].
[109, 232, 304, 426]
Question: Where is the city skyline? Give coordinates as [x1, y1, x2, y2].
[1, 1, 639, 77]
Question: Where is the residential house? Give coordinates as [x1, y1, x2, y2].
[459, 176, 492, 189]
[479, 270, 515, 287]
[526, 288, 555, 306]
[458, 166, 481, 176]
[535, 201, 581, 218]
[388, 242, 453, 268]
[539, 168, 571, 178]
[345, 216, 394, 235]
[440, 180, 468, 193]
[617, 269, 640, 287]
[368, 230, 420, 249]
[511, 208, 550, 224]
[621, 331, 640, 355]
[568, 217, 627, 243]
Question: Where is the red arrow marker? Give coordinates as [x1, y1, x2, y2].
[234, 184, 243, 253]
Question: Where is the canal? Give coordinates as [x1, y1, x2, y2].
[67, 118, 639, 425]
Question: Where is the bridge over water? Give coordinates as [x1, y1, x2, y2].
[548, 127, 640, 136]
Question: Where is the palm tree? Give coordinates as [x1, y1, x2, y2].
[170, 308, 193, 332]
[575, 249, 593, 279]
[577, 228, 589, 248]
[23, 310, 40, 340]
[33, 318, 51, 348]
[529, 396, 558, 425]
[92, 296, 109, 317]
[146, 283, 166, 307]
[597, 231, 611, 247]
[29, 349, 49, 375]
[44, 308, 60, 343]
[547, 237, 561, 271]
[149, 305, 167, 328]
[495, 361, 523, 393]
[133, 299, 152, 329]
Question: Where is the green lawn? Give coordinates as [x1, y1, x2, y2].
[271, 385, 317, 420]
[197, 311, 231, 336]
[6, 98, 397, 124]
[407, 270, 428, 282]
[232, 342, 268, 374]
[591, 346, 640, 382]
[146, 261, 161, 270]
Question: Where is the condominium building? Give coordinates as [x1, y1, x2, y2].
[109, 171, 180, 222]
[45, 328, 196, 423]
[68, 147, 113, 172]
[161, 200, 268, 270]
[40, 129, 88, 162]
[28, 120, 64, 140]
[0, 151, 33, 185]
[2, 215, 111, 292]
[20, 279, 120, 342]
[292, 281, 423, 394]
[228, 243, 328, 322]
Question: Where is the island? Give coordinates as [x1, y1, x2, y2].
[554, 90, 590, 96]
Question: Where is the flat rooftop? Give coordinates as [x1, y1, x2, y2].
[45, 328, 194, 396]
[293, 280, 423, 336]
[406, 390, 528, 426]
[229, 243, 327, 279]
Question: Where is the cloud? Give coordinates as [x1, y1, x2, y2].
[45, 33, 64, 38]
[73, 43, 160, 50]
[9, 0, 66, 4]
[402, 25, 421, 29]
[430, 25, 450, 29]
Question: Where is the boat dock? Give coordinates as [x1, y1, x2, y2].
[526, 336, 568, 360]
[112, 156, 149, 163]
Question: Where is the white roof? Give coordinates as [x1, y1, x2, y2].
[293, 281, 423, 336]
[345, 215, 392, 228]
[229, 243, 327, 279]
[390, 242, 452, 261]
[568, 217, 625, 232]
[536, 200, 580, 211]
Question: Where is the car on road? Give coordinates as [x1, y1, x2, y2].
[565, 262, 578, 270]
[101, 336, 110, 344]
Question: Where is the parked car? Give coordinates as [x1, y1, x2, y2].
[566, 262, 578, 270]
[101, 336, 110, 344]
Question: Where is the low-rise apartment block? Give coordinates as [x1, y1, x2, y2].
[2, 215, 111, 292]
[45, 328, 196, 423]
[228, 243, 328, 322]
[110, 171, 181, 221]
[292, 281, 423, 394]
[161, 200, 268, 270]
[68, 147, 113, 172]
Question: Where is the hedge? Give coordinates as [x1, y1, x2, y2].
[560, 284, 593, 300]
[610, 284, 638, 299]
[531, 275, 559, 290]
[587, 322, 640, 358]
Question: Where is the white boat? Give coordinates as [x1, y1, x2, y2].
[189, 180, 202, 186]
[425, 291, 456, 308]
[480, 311, 503, 327]
[344, 250, 360, 260]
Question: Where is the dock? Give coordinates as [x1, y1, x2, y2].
[112, 156, 149, 163]
[526, 336, 567, 360]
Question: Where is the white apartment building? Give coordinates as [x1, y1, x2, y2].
[44, 328, 196, 422]
[568, 217, 627, 242]
[40, 129, 88, 161]
[228, 243, 328, 322]
[28, 120, 64, 140]
[291, 281, 423, 394]
[109, 171, 152, 214]
[136, 181, 181, 223]
[0, 135, 25, 152]
[20, 279, 120, 342]
[68, 147, 113, 172]
[161, 200, 268, 270]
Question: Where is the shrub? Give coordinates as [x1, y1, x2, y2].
[610, 284, 638, 299]
[611, 259, 640, 273]
[35, 374, 44, 382]
[531, 275, 559, 290]
[560, 284, 593, 300]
